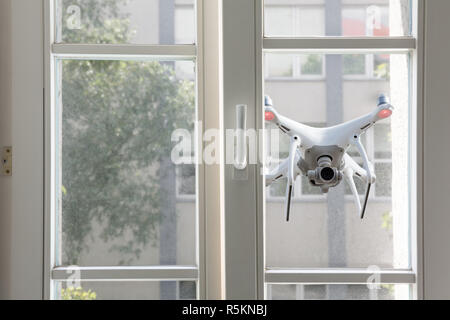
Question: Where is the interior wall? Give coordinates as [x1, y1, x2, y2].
[423, 0, 450, 300]
[0, 0, 44, 299]
[0, 0, 12, 300]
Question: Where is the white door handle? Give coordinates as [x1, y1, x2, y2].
[234, 104, 247, 170]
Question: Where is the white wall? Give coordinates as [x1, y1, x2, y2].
[0, 0, 44, 299]
[423, 0, 450, 300]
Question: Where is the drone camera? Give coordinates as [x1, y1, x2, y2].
[306, 156, 343, 192]
[320, 167, 336, 181]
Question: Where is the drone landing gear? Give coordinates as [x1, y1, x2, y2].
[283, 135, 301, 222]
[351, 135, 375, 219]
[285, 185, 293, 222]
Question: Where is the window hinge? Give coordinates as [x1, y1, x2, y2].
[2, 146, 12, 176]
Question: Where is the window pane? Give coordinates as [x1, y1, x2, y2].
[270, 177, 287, 198]
[178, 164, 196, 196]
[264, 53, 410, 269]
[375, 123, 392, 158]
[55, 281, 196, 300]
[56, 0, 196, 44]
[264, 7, 294, 36]
[297, 8, 325, 36]
[266, 53, 294, 78]
[266, 53, 325, 79]
[343, 54, 366, 75]
[264, 0, 410, 37]
[375, 162, 392, 197]
[374, 54, 391, 79]
[56, 59, 197, 267]
[267, 284, 411, 300]
[300, 55, 323, 76]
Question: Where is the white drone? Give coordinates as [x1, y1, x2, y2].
[264, 94, 394, 222]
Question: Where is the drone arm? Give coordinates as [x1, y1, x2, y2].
[265, 157, 289, 187]
[344, 153, 376, 184]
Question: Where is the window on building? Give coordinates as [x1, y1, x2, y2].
[48, 0, 199, 300]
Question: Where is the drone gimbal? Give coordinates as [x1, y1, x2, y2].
[265, 94, 394, 222]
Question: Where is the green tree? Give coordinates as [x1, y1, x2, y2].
[59, 0, 195, 265]
[61, 287, 97, 300]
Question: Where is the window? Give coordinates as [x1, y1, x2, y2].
[177, 163, 196, 199]
[46, 0, 201, 300]
[263, 0, 416, 300]
[264, 1, 408, 37]
[265, 3, 393, 80]
[43, 0, 419, 300]
[56, 0, 196, 45]
[266, 53, 324, 79]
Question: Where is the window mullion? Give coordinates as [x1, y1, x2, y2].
[51, 43, 197, 57]
[263, 37, 416, 50]
[265, 269, 416, 284]
[51, 266, 199, 281]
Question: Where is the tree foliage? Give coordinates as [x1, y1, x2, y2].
[59, 0, 195, 265]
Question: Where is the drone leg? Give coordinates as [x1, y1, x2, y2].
[360, 183, 371, 219]
[352, 136, 374, 219]
[285, 184, 293, 222]
[344, 168, 362, 216]
[284, 135, 301, 222]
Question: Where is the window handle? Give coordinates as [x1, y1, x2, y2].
[234, 104, 247, 170]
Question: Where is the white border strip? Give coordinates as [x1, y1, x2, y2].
[265, 269, 416, 284]
[52, 44, 197, 57]
[52, 266, 199, 281]
[263, 37, 416, 50]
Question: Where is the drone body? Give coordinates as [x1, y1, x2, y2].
[264, 94, 394, 221]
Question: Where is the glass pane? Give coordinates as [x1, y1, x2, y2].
[267, 284, 411, 300]
[264, 0, 411, 37]
[56, 0, 196, 44]
[56, 58, 197, 267]
[375, 124, 392, 158]
[343, 54, 366, 75]
[300, 55, 324, 75]
[375, 162, 392, 197]
[55, 281, 196, 300]
[264, 53, 410, 269]
[178, 164, 196, 196]
[266, 53, 294, 78]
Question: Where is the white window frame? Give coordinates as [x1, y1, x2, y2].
[43, 0, 223, 300]
[16, 0, 450, 301]
[260, 0, 420, 300]
[220, 0, 422, 300]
